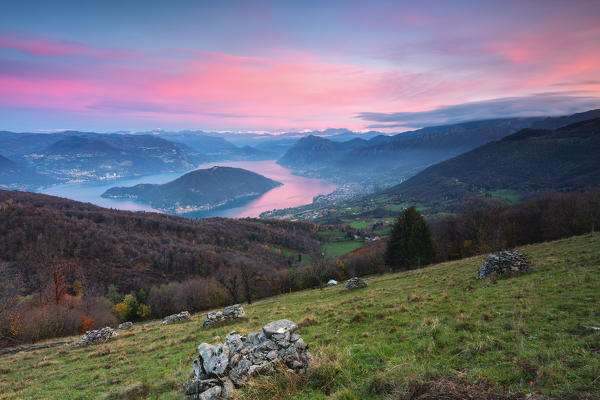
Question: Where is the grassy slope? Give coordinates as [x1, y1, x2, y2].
[321, 241, 365, 258]
[1, 234, 599, 400]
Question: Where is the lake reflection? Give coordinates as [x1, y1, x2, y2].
[40, 160, 337, 218]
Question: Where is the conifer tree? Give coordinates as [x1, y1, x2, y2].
[385, 206, 435, 270]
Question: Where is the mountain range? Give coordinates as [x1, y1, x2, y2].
[25, 134, 203, 181]
[147, 131, 278, 161]
[102, 166, 282, 214]
[2, 109, 600, 193]
[277, 109, 600, 185]
[383, 117, 600, 209]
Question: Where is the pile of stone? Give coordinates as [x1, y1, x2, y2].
[345, 277, 367, 290]
[162, 311, 192, 325]
[477, 250, 530, 279]
[118, 321, 133, 330]
[203, 304, 246, 329]
[183, 319, 311, 399]
[75, 327, 118, 346]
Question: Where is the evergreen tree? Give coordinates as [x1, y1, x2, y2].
[385, 206, 435, 270]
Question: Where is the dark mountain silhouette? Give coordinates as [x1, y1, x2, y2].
[384, 118, 600, 208]
[530, 109, 600, 130]
[102, 166, 282, 213]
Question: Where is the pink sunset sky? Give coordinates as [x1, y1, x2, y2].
[1, 1, 599, 132]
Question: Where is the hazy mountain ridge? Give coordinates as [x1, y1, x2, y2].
[22, 134, 203, 182]
[276, 111, 600, 186]
[102, 166, 282, 213]
[153, 128, 388, 158]
[149, 131, 278, 161]
[277, 117, 545, 184]
[384, 117, 600, 207]
[277, 135, 369, 168]
[0, 154, 56, 190]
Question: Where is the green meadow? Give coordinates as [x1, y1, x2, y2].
[1, 234, 598, 399]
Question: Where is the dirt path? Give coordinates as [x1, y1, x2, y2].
[0, 340, 73, 357]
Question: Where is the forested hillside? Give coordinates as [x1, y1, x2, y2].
[0, 190, 320, 295]
[0, 190, 328, 344]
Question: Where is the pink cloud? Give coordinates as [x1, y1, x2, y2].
[0, 33, 133, 58]
[1, 23, 599, 131]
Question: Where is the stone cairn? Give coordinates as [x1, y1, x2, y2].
[203, 304, 246, 329]
[118, 321, 133, 330]
[183, 319, 311, 399]
[345, 277, 367, 290]
[162, 311, 192, 325]
[75, 327, 118, 346]
[477, 250, 530, 279]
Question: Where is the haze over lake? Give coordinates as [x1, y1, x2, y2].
[40, 160, 337, 218]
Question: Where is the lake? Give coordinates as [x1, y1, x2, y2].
[40, 160, 337, 218]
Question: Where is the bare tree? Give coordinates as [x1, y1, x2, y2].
[215, 265, 241, 304]
[239, 262, 267, 304]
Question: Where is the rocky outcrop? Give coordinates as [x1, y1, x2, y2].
[345, 277, 367, 290]
[162, 311, 192, 325]
[118, 321, 133, 330]
[202, 304, 246, 329]
[75, 327, 118, 346]
[184, 319, 311, 398]
[477, 250, 530, 279]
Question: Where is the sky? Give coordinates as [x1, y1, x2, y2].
[1, 0, 600, 133]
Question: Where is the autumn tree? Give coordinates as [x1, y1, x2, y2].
[385, 206, 435, 271]
[43, 260, 72, 305]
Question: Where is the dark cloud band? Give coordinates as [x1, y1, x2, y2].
[357, 94, 600, 129]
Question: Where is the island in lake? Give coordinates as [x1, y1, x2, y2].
[101, 166, 282, 214]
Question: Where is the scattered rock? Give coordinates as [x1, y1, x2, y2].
[202, 304, 246, 329]
[162, 311, 192, 325]
[583, 325, 600, 331]
[118, 321, 133, 330]
[476, 251, 530, 279]
[327, 279, 339, 286]
[184, 320, 311, 398]
[262, 319, 297, 338]
[345, 277, 367, 290]
[75, 327, 118, 346]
